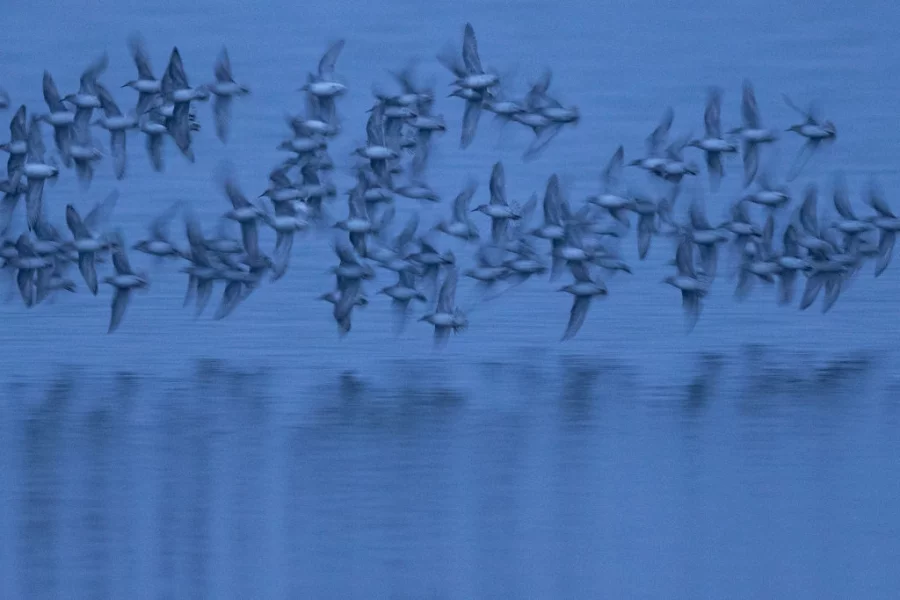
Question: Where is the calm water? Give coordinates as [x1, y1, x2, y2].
[2, 0, 900, 597]
[1, 354, 898, 598]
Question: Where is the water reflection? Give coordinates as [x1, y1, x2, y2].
[2, 349, 898, 598]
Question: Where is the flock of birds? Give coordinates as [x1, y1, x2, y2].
[0, 24, 894, 346]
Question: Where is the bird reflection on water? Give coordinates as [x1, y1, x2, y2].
[0, 350, 895, 597]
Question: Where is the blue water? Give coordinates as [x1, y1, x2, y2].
[2, 0, 900, 597]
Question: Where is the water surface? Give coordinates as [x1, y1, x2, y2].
[2, 0, 899, 597]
